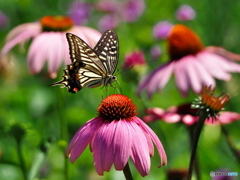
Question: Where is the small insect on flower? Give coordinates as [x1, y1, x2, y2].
[51, 29, 119, 93]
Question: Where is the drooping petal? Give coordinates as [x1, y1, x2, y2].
[182, 115, 198, 125]
[66, 117, 102, 163]
[28, 34, 50, 74]
[137, 62, 174, 98]
[45, 32, 66, 73]
[197, 51, 232, 80]
[1, 23, 41, 56]
[162, 113, 181, 123]
[136, 117, 167, 167]
[174, 57, 191, 96]
[113, 120, 132, 170]
[184, 55, 216, 93]
[128, 120, 150, 177]
[91, 121, 113, 175]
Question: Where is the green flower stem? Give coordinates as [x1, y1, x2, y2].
[221, 125, 240, 163]
[187, 125, 201, 180]
[57, 89, 68, 180]
[123, 162, 133, 180]
[16, 140, 28, 180]
[187, 115, 207, 180]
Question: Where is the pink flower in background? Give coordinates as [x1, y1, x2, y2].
[0, 10, 9, 29]
[150, 45, 162, 60]
[96, 0, 119, 13]
[0, 16, 101, 78]
[153, 21, 173, 40]
[68, 1, 91, 25]
[138, 24, 240, 97]
[123, 51, 146, 69]
[98, 14, 119, 32]
[120, 0, 145, 22]
[176, 4, 196, 21]
[143, 103, 240, 126]
[67, 94, 167, 176]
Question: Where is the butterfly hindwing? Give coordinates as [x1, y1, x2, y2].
[51, 30, 119, 93]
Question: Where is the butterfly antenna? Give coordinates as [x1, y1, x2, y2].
[115, 66, 133, 75]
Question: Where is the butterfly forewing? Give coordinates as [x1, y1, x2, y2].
[94, 30, 119, 75]
[51, 30, 119, 93]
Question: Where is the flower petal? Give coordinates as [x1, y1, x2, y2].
[1, 23, 41, 56]
[113, 120, 132, 170]
[66, 117, 102, 163]
[128, 119, 150, 177]
[136, 117, 167, 167]
[137, 62, 174, 98]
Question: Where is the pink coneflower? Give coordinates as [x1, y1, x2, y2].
[176, 4, 196, 21]
[138, 24, 240, 97]
[0, 15, 101, 78]
[143, 103, 239, 126]
[66, 94, 167, 177]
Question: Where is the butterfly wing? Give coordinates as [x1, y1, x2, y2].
[51, 30, 119, 93]
[94, 30, 119, 75]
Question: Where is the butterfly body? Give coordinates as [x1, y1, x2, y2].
[51, 30, 119, 93]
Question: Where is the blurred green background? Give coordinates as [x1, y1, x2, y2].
[0, 0, 239, 180]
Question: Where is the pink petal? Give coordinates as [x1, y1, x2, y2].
[162, 113, 181, 123]
[197, 51, 232, 80]
[66, 117, 102, 163]
[1, 23, 41, 56]
[182, 115, 198, 125]
[45, 32, 66, 73]
[128, 120, 150, 176]
[136, 117, 167, 167]
[70, 26, 101, 48]
[217, 111, 240, 124]
[28, 34, 50, 73]
[137, 62, 174, 98]
[113, 120, 132, 170]
[174, 57, 191, 96]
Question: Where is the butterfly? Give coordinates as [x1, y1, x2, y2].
[51, 30, 119, 93]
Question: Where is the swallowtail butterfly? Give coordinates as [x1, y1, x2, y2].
[51, 30, 119, 93]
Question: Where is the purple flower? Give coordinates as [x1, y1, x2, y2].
[68, 1, 91, 25]
[150, 45, 162, 60]
[120, 0, 145, 22]
[176, 4, 196, 21]
[0, 10, 9, 29]
[138, 24, 240, 97]
[96, 0, 119, 13]
[153, 21, 173, 40]
[123, 50, 146, 69]
[66, 94, 167, 176]
[98, 14, 119, 32]
[0, 16, 101, 78]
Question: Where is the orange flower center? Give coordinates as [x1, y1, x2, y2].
[98, 94, 137, 121]
[40, 16, 74, 32]
[201, 85, 230, 111]
[167, 24, 204, 60]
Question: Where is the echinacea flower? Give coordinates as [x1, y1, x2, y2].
[66, 94, 167, 176]
[143, 103, 239, 126]
[138, 24, 240, 97]
[98, 14, 119, 32]
[175, 4, 196, 21]
[0, 15, 101, 78]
